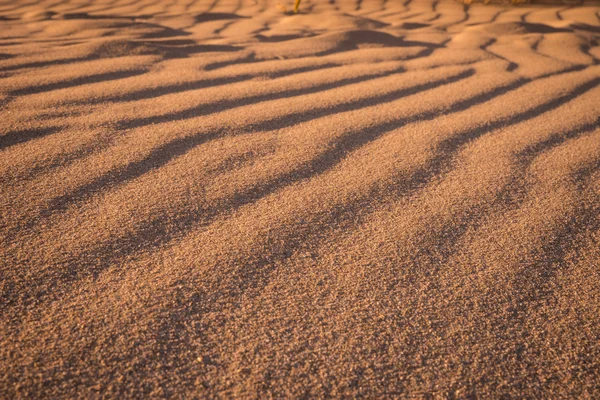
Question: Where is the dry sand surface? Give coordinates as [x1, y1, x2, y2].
[1, 0, 600, 397]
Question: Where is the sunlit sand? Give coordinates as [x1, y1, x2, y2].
[1, 0, 599, 397]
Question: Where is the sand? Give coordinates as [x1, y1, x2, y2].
[1, 0, 600, 397]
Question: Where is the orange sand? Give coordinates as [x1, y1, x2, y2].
[1, 0, 600, 397]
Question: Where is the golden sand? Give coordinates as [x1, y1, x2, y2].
[1, 0, 599, 397]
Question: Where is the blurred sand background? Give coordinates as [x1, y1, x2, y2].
[1, 0, 600, 397]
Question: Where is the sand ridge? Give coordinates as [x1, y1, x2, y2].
[1, 0, 600, 397]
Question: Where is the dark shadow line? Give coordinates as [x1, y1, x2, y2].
[138, 23, 191, 38]
[500, 160, 600, 325]
[480, 38, 520, 72]
[581, 42, 600, 65]
[0, 39, 233, 74]
[8, 68, 596, 309]
[555, 6, 573, 21]
[261, 74, 600, 298]
[57, 12, 153, 20]
[117, 65, 410, 130]
[2, 143, 97, 186]
[7, 64, 592, 218]
[427, 13, 441, 22]
[279, 33, 441, 61]
[195, 72, 598, 286]
[571, 23, 600, 34]
[441, 4, 469, 31]
[24, 72, 483, 281]
[10, 69, 147, 96]
[0, 56, 95, 73]
[129, 71, 596, 249]
[214, 20, 236, 35]
[431, 76, 600, 173]
[422, 118, 600, 271]
[195, 12, 249, 23]
[531, 36, 542, 52]
[489, 9, 505, 24]
[244, 69, 474, 133]
[203, 53, 256, 71]
[87, 62, 340, 105]
[110, 95, 600, 352]
[38, 129, 222, 218]
[203, 35, 445, 72]
[399, 11, 424, 21]
[3, 63, 344, 183]
[370, 70, 596, 259]
[36, 68, 469, 223]
[399, 22, 430, 30]
[0, 126, 63, 150]
[233, 0, 243, 14]
[10, 69, 476, 260]
[517, 117, 600, 164]
[255, 33, 316, 43]
[165, 43, 242, 57]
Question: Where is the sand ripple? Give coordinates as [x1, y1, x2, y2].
[1, 0, 599, 397]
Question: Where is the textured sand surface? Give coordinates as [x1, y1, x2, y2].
[1, 0, 600, 397]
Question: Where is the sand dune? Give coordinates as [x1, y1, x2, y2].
[1, 0, 599, 397]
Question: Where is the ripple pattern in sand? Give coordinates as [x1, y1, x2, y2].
[1, 0, 599, 397]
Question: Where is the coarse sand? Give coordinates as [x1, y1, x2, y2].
[1, 0, 600, 397]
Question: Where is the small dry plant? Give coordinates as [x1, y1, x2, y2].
[277, 0, 302, 13]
